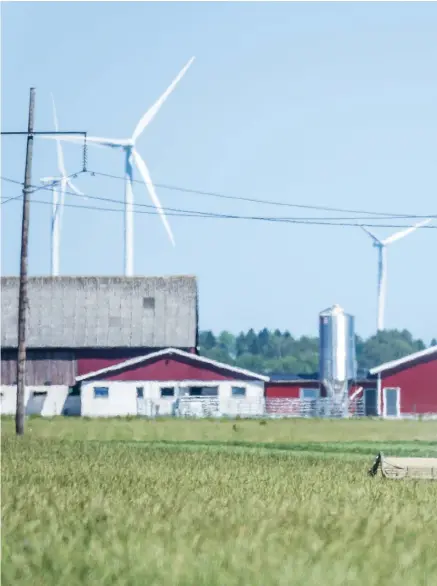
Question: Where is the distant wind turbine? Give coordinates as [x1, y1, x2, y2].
[361, 218, 432, 332]
[42, 57, 195, 276]
[41, 95, 84, 276]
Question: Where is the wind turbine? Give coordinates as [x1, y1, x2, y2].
[42, 57, 195, 276]
[361, 218, 432, 331]
[41, 96, 84, 276]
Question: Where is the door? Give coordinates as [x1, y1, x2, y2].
[136, 386, 148, 416]
[384, 388, 400, 417]
[26, 391, 47, 415]
[300, 388, 319, 417]
[364, 388, 378, 416]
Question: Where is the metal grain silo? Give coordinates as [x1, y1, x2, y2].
[319, 304, 357, 416]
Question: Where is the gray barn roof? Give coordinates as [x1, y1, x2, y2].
[1, 276, 198, 349]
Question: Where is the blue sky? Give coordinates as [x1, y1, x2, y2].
[2, 2, 436, 342]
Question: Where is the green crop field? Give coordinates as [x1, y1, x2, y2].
[2, 417, 437, 585]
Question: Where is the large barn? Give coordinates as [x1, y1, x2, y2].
[368, 345, 437, 417]
[1, 275, 198, 414]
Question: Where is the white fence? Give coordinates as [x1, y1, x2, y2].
[141, 396, 366, 419]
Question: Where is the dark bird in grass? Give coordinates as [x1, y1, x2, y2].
[233, 423, 238, 432]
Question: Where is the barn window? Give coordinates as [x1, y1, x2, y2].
[136, 387, 144, 399]
[33, 391, 48, 397]
[231, 386, 246, 397]
[189, 386, 219, 397]
[143, 297, 155, 309]
[300, 388, 319, 400]
[94, 386, 109, 398]
[161, 387, 175, 397]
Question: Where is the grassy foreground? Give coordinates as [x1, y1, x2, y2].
[2, 418, 437, 585]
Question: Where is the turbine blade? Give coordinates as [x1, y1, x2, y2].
[58, 178, 67, 234]
[382, 219, 432, 245]
[51, 95, 67, 178]
[131, 57, 195, 143]
[131, 148, 175, 246]
[66, 178, 87, 199]
[360, 226, 381, 244]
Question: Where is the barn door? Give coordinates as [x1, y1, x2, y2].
[26, 390, 47, 416]
[364, 388, 378, 416]
[384, 388, 400, 417]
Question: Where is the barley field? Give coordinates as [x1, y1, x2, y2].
[2, 418, 437, 585]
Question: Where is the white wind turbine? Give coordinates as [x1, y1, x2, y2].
[43, 57, 195, 276]
[40, 96, 84, 276]
[361, 218, 432, 332]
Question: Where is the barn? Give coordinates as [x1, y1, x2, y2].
[265, 375, 377, 417]
[75, 348, 268, 417]
[368, 345, 437, 418]
[1, 275, 198, 416]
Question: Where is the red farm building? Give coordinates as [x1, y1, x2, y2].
[75, 348, 268, 418]
[1, 275, 198, 415]
[368, 345, 437, 418]
[265, 375, 377, 417]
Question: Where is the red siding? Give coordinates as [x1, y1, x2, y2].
[82, 355, 261, 382]
[76, 348, 196, 376]
[265, 381, 320, 399]
[380, 356, 437, 415]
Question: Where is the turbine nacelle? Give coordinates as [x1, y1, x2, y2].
[39, 56, 195, 275]
[361, 218, 433, 332]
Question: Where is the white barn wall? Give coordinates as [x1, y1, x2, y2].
[80, 380, 265, 417]
[0, 385, 70, 416]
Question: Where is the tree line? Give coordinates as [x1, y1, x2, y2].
[199, 328, 436, 376]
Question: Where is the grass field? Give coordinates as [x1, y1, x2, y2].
[2, 417, 437, 585]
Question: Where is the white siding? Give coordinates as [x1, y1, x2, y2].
[80, 380, 265, 417]
[0, 385, 70, 416]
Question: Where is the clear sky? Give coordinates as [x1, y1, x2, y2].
[1, 1, 436, 343]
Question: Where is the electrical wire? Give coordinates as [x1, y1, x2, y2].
[0, 171, 86, 205]
[1, 179, 436, 229]
[89, 169, 435, 220]
[2, 175, 436, 226]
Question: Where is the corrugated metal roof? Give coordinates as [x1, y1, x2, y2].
[1, 276, 198, 349]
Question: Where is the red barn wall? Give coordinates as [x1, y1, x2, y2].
[265, 381, 320, 399]
[82, 356, 260, 383]
[380, 356, 437, 415]
[76, 348, 196, 377]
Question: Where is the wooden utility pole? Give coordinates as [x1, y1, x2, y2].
[15, 87, 35, 435]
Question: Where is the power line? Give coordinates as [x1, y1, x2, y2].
[89, 169, 435, 220]
[2, 175, 436, 225]
[1, 171, 86, 205]
[2, 183, 437, 230]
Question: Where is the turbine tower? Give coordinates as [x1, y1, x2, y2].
[361, 218, 431, 331]
[43, 57, 195, 276]
[41, 96, 84, 276]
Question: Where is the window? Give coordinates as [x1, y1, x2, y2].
[300, 388, 319, 400]
[189, 386, 219, 397]
[136, 387, 144, 399]
[143, 297, 155, 309]
[33, 391, 48, 397]
[161, 387, 175, 397]
[231, 386, 246, 397]
[94, 386, 109, 398]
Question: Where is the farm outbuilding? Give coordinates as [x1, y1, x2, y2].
[75, 348, 268, 417]
[369, 345, 437, 417]
[1, 275, 198, 416]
